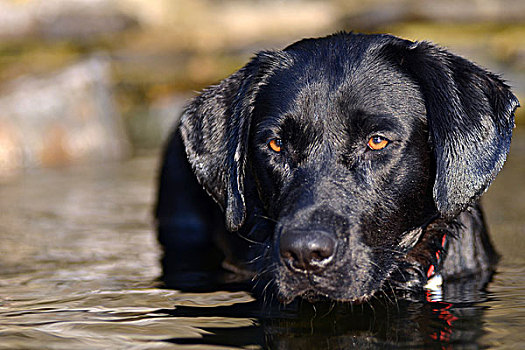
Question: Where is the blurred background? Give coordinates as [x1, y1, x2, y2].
[1, 2, 524, 347]
[0, 0, 523, 178]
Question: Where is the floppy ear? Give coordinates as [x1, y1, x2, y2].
[179, 52, 279, 231]
[388, 39, 519, 218]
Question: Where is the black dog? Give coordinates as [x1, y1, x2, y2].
[156, 32, 519, 303]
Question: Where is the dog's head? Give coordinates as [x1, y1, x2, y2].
[180, 33, 519, 303]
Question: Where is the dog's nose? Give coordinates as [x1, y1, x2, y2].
[279, 230, 336, 272]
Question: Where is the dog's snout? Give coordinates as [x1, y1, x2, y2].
[279, 230, 336, 272]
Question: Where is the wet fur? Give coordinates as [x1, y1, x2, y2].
[156, 33, 519, 303]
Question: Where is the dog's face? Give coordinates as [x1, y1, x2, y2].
[248, 54, 437, 301]
[180, 33, 518, 303]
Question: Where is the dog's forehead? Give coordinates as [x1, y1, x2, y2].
[255, 38, 426, 127]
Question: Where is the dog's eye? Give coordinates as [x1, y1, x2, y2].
[367, 136, 389, 150]
[268, 138, 282, 153]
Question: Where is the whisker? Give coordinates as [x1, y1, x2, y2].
[320, 301, 336, 318]
[371, 247, 406, 256]
[369, 261, 383, 273]
[254, 213, 279, 224]
[310, 304, 317, 334]
[262, 280, 273, 306]
[246, 254, 265, 264]
[393, 264, 409, 283]
[235, 229, 266, 245]
[380, 288, 394, 307]
[386, 281, 400, 312]
[368, 299, 377, 324]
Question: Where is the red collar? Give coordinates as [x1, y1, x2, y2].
[427, 234, 447, 278]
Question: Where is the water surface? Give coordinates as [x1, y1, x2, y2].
[1, 130, 525, 349]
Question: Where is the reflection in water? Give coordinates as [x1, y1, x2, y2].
[159, 246, 495, 348]
[1, 129, 525, 348]
[161, 300, 475, 348]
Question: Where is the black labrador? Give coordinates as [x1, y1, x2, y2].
[156, 32, 519, 303]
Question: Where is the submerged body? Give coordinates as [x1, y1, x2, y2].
[156, 32, 518, 303]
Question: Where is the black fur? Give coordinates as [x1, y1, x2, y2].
[156, 32, 519, 303]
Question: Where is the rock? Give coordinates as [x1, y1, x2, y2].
[0, 0, 136, 41]
[126, 94, 191, 149]
[341, 0, 525, 30]
[0, 55, 130, 178]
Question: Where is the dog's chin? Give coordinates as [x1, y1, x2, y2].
[277, 285, 376, 305]
[277, 289, 324, 304]
[296, 290, 330, 304]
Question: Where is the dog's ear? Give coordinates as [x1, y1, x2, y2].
[385, 39, 519, 218]
[180, 52, 280, 231]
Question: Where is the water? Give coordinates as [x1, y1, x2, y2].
[1, 129, 525, 349]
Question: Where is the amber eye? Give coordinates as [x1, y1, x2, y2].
[367, 136, 389, 150]
[268, 138, 282, 153]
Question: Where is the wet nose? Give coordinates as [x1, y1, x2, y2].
[279, 230, 336, 272]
